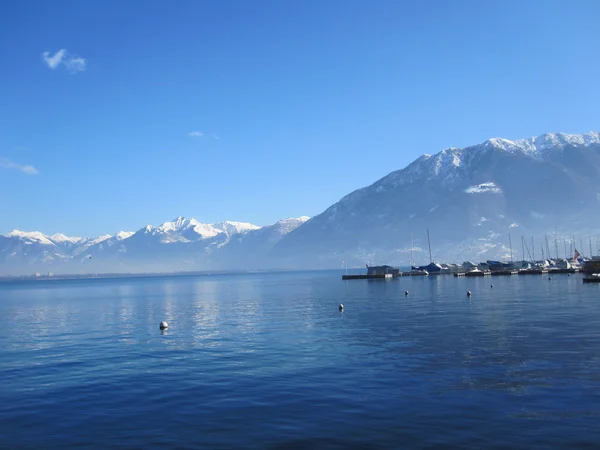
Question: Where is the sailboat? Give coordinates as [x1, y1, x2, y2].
[411, 229, 442, 274]
[408, 232, 428, 276]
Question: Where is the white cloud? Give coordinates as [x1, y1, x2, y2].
[42, 49, 66, 69]
[64, 56, 86, 74]
[189, 131, 204, 138]
[0, 158, 39, 175]
[42, 49, 86, 74]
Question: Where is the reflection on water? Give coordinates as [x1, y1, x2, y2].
[1, 271, 600, 448]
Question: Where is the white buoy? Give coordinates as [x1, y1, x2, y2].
[339, 304, 344, 312]
[159, 321, 168, 330]
[405, 290, 409, 296]
[467, 291, 472, 297]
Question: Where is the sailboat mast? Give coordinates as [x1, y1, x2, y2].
[570, 238, 573, 259]
[427, 229, 433, 263]
[509, 233, 513, 262]
[589, 237, 593, 258]
[410, 232, 413, 268]
[541, 244, 545, 261]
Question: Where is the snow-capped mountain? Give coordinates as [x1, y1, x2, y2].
[0, 216, 305, 275]
[211, 216, 310, 269]
[274, 132, 600, 266]
[3, 131, 600, 275]
[6, 230, 58, 246]
[131, 217, 260, 244]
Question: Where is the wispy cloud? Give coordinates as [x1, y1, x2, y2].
[42, 49, 87, 74]
[212, 134, 220, 140]
[189, 131, 204, 138]
[0, 158, 39, 175]
[42, 49, 66, 69]
[64, 56, 86, 74]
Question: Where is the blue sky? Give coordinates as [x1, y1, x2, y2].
[1, 0, 599, 237]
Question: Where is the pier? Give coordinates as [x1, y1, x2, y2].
[398, 271, 429, 277]
[342, 273, 393, 280]
[519, 268, 549, 275]
[465, 270, 491, 277]
[547, 268, 579, 274]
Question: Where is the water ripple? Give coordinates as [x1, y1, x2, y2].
[1, 272, 600, 448]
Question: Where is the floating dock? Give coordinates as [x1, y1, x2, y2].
[548, 268, 579, 274]
[454, 270, 492, 277]
[342, 273, 393, 280]
[519, 268, 549, 275]
[399, 271, 429, 277]
[491, 270, 519, 276]
[583, 274, 600, 283]
[465, 270, 491, 277]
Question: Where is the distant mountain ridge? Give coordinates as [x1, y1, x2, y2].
[3, 131, 600, 275]
[0, 216, 309, 275]
[273, 131, 600, 266]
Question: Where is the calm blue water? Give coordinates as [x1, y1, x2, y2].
[2, 271, 600, 449]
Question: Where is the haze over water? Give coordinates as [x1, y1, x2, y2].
[2, 271, 600, 448]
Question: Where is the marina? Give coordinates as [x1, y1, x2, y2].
[342, 262, 589, 280]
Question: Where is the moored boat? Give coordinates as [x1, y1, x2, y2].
[583, 273, 600, 283]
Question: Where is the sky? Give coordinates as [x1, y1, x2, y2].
[1, 0, 599, 237]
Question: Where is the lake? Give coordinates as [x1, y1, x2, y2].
[1, 271, 600, 449]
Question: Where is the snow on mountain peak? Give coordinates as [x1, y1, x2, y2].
[272, 216, 311, 234]
[6, 230, 55, 245]
[157, 217, 196, 233]
[385, 131, 600, 190]
[213, 221, 261, 235]
[49, 233, 83, 244]
[116, 231, 134, 240]
[136, 217, 262, 243]
[484, 131, 600, 159]
[278, 216, 310, 224]
[84, 234, 112, 246]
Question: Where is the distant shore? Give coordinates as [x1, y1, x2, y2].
[0, 268, 346, 283]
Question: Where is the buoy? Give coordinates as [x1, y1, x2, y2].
[405, 290, 409, 296]
[467, 291, 472, 297]
[159, 321, 168, 330]
[339, 304, 344, 312]
[548, 277, 552, 280]
[490, 284, 494, 288]
[568, 274, 571, 277]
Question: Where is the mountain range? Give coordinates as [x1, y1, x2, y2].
[3, 131, 600, 275]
